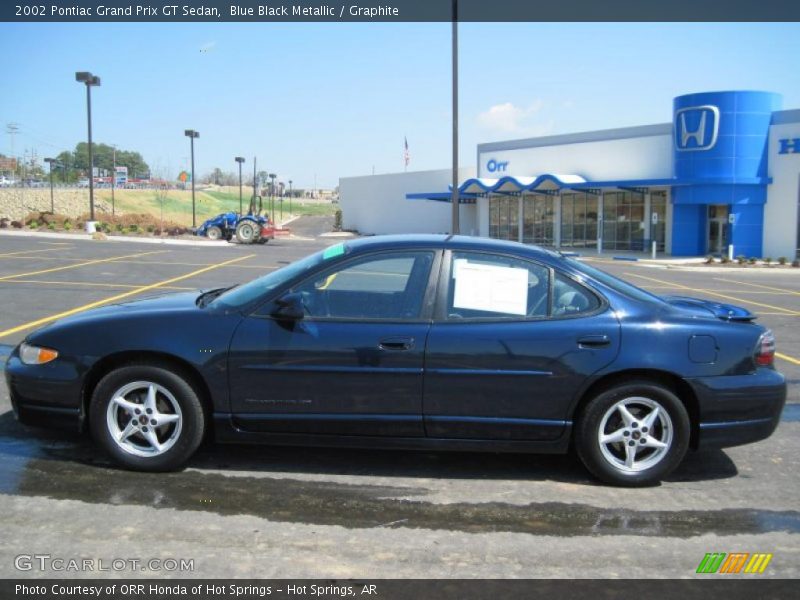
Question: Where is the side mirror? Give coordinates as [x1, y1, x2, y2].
[273, 292, 305, 320]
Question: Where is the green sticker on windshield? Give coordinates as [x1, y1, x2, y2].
[323, 243, 346, 260]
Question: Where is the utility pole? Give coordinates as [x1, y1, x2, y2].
[252, 156, 258, 214]
[288, 180, 293, 216]
[6, 124, 19, 173]
[269, 173, 276, 224]
[451, 0, 460, 235]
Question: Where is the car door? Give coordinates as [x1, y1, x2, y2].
[423, 250, 621, 441]
[228, 249, 440, 437]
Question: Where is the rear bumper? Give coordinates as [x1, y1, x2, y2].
[687, 368, 786, 449]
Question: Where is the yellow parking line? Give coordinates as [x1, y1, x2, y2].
[623, 272, 800, 316]
[0, 255, 277, 270]
[0, 250, 167, 282]
[0, 247, 73, 258]
[0, 279, 193, 291]
[714, 278, 800, 297]
[776, 352, 800, 366]
[0, 254, 255, 339]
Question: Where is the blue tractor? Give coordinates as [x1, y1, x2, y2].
[196, 211, 274, 244]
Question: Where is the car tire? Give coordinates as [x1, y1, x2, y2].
[206, 226, 222, 241]
[89, 365, 205, 472]
[575, 380, 690, 487]
[235, 221, 257, 244]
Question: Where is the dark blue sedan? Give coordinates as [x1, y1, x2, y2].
[5, 235, 786, 485]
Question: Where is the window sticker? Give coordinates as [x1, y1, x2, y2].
[453, 261, 529, 315]
[322, 243, 346, 260]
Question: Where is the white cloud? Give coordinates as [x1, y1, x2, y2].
[476, 100, 546, 135]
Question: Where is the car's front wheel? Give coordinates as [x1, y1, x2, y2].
[575, 381, 690, 486]
[89, 365, 205, 471]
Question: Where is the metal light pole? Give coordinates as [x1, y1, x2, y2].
[288, 179, 293, 216]
[450, 1, 460, 235]
[111, 144, 116, 216]
[44, 158, 57, 213]
[269, 173, 276, 224]
[235, 156, 245, 214]
[252, 157, 258, 214]
[75, 72, 101, 222]
[184, 129, 199, 227]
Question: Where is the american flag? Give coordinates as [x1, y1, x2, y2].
[404, 136, 410, 168]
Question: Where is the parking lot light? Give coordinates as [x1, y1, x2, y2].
[44, 158, 57, 213]
[269, 173, 276, 223]
[235, 157, 245, 214]
[75, 71, 101, 222]
[184, 129, 199, 227]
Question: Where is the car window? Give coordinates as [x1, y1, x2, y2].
[294, 251, 434, 320]
[446, 252, 550, 320]
[552, 272, 600, 316]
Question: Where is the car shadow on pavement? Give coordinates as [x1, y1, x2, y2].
[0, 411, 738, 487]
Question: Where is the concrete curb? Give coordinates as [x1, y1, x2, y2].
[0, 229, 232, 247]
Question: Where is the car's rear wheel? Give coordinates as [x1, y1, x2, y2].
[575, 381, 690, 486]
[89, 365, 205, 471]
[206, 225, 222, 240]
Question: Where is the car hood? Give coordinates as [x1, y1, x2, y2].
[32, 290, 206, 334]
[661, 295, 756, 322]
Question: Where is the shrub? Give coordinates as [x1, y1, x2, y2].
[115, 223, 124, 232]
[720, 256, 730, 264]
[778, 256, 787, 265]
[748, 257, 757, 265]
[47, 222, 56, 230]
[146, 224, 155, 233]
[11, 221, 22, 228]
[28, 220, 40, 229]
[128, 224, 139, 233]
[63, 221, 72, 231]
[334, 209, 343, 231]
[764, 257, 772, 265]
[704, 255, 715, 264]
[736, 255, 746, 265]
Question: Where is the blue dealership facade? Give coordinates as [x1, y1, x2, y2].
[398, 90, 800, 258]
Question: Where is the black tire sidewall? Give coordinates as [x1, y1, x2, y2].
[89, 365, 205, 471]
[207, 226, 222, 240]
[576, 381, 690, 486]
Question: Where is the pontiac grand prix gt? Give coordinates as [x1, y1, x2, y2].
[5, 235, 786, 486]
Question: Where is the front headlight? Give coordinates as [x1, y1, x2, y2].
[20, 342, 59, 365]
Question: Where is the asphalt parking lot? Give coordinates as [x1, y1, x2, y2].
[0, 227, 798, 579]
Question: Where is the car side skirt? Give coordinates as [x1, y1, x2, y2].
[213, 413, 572, 454]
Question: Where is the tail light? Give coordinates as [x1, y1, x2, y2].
[755, 330, 775, 366]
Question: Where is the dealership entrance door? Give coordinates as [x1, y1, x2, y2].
[707, 205, 729, 255]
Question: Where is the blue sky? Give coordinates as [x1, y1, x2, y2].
[1, 22, 799, 188]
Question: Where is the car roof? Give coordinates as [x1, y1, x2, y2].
[342, 234, 563, 263]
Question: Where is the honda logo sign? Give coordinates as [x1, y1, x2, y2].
[674, 105, 720, 152]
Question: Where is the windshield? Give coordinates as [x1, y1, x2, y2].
[566, 258, 665, 305]
[210, 249, 328, 309]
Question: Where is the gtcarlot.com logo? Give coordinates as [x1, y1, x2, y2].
[14, 554, 194, 572]
[696, 552, 772, 574]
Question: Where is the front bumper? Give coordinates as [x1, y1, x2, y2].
[5, 350, 85, 432]
[688, 368, 786, 449]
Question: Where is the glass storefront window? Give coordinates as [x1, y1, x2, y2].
[489, 195, 519, 242]
[650, 191, 667, 251]
[602, 191, 645, 251]
[561, 193, 598, 249]
[522, 194, 554, 246]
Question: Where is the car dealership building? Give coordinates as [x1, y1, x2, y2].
[340, 91, 800, 258]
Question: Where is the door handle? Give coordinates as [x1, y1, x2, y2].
[379, 337, 414, 351]
[577, 334, 611, 348]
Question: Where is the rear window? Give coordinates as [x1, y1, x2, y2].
[566, 258, 664, 304]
